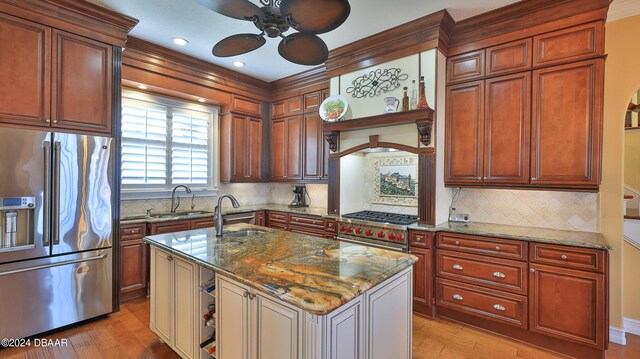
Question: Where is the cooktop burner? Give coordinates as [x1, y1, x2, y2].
[341, 211, 418, 225]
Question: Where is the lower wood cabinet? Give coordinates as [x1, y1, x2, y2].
[149, 220, 191, 235]
[409, 230, 435, 317]
[119, 223, 148, 302]
[267, 211, 337, 239]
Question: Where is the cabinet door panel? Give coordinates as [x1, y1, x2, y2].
[51, 30, 112, 134]
[529, 264, 605, 348]
[286, 116, 303, 180]
[218, 278, 250, 359]
[285, 96, 303, 115]
[150, 220, 191, 235]
[484, 73, 531, 184]
[120, 240, 147, 295]
[232, 115, 247, 180]
[0, 13, 50, 127]
[151, 248, 173, 344]
[232, 95, 262, 116]
[255, 294, 301, 359]
[531, 59, 603, 187]
[247, 117, 263, 180]
[447, 50, 485, 84]
[486, 38, 532, 76]
[272, 101, 286, 119]
[533, 22, 603, 67]
[271, 119, 286, 180]
[173, 257, 196, 359]
[191, 217, 214, 229]
[445, 81, 484, 184]
[410, 246, 432, 316]
[304, 91, 321, 113]
[303, 113, 323, 178]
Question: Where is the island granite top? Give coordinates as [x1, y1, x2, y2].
[144, 223, 417, 315]
[409, 222, 610, 250]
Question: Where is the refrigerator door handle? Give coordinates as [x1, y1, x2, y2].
[0, 253, 108, 277]
[53, 141, 61, 245]
[43, 141, 51, 246]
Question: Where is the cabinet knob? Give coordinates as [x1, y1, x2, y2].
[52, 119, 59, 124]
[452, 264, 463, 271]
[243, 291, 249, 298]
[452, 294, 463, 301]
[493, 271, 506, 278]
[561, 254, 568, 260]
[530, 268, 535, 272]
[477, 176, 481, 180]
[483, 176, 487, 180]
[531, 177, 537, 181]
[248, 292, 256, 300]
[454, 240, 460, 245]
[45, 119, 51, 123]
[495, 246, 501, 251]
[167, 255, 173, 262]
[493, 304, 506, 311]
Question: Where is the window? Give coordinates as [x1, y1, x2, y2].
[121, 92, 218, 197]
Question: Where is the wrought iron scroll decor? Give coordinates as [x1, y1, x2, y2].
[260, 0, 281, 6]
[345, 68, 408, 99]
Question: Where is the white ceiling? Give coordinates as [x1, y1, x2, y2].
[87, 0, 639, 82]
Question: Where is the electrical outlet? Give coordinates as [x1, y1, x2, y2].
[449, 213, 470, 223]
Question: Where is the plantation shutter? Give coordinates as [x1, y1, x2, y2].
[171, 109, 210, 184]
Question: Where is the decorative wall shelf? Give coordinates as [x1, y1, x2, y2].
[322, 108, 434, 152]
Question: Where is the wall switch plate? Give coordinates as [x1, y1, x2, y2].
[449, 213, 470, 223]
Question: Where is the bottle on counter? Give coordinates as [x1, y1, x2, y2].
[417, 76, 430, 109]
[402, 87, 409, 112]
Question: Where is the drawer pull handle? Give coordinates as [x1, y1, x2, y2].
[561, 255, 568, 260]
[530, 268, 535, 272]
[243, 291, 249, 298]
[455, 240, 460, 245]
[167, 255, 173, 262]
[495, 246, 501, 251]
[452, 294, 463, 301]
[493, 271, 506, 278]
[493, 304, 506, 311]
[452, 264, 463, 270]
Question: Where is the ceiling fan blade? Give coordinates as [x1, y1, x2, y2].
[279, 0, 350, 34]
[278, 32, 328, 66]
[197, 0, 265, 21]
[213, 34, 266, 57]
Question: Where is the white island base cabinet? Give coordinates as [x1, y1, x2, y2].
[149, 246, 413, 359]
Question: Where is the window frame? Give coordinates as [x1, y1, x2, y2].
[120, 90, 220, 200]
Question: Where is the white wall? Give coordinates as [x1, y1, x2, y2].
[340, 154, 367, 214]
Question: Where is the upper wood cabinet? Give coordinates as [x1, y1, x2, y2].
[220, 113, 263, 182]
[531, 59, 603, 188]
[445, 81, 484, 184]
[0, 14, 113, 135]
[0, 13, 50, 127]
[304, 91, 322, 113]
[272, 96, 303, 119]
[271, 115, 303, 181]
[486, 38, 532, 76]
[231, 95, 262, 117]
[52, 30, 112, 134]
[533, 22, 604, 67]
[447, 50, 485, 84]
[303, 113, 323, 179]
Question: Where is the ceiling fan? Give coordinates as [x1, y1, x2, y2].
[197, 0, 351, 66]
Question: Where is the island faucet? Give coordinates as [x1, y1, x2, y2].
[215, 194, 240, 236]
[170, 185, 192, 213]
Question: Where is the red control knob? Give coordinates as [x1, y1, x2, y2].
[346, 227, 353, 233]
[388, 233, 395, 240]
[355, 228, 362, 234]
[365, 230, 373, 236]
[377, 231, 384, 238]
[396, 234, 403, 241]
[339, 226, 346, 232]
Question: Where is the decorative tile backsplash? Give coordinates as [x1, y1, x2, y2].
[120, 195, 217, 218]
[452, 188, 599, 232]
[363, 152, 418, 215]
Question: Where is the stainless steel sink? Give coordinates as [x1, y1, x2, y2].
[123, 210, 214, 221]
[223, 229, 269, 238]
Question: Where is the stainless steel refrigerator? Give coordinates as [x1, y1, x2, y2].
[0, 127, 113, 339]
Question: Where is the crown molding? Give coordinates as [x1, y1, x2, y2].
[270, 66, 330, 101]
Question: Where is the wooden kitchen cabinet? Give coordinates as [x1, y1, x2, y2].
[271, 116, 303, 180]
[256, 210, 266, 226]
[149, 220, 191, 235]
[409, 230, 434, 317]
[220, 112, 263, 182]
[303, 113, 323, 179]
[447, 49, 485, 84]
[529, 263, 606, 349]
[531, 59, 603, 188]
[119, 223, 148, 302]
[445, 72, 530, 185]
[0, 14, 113, 134]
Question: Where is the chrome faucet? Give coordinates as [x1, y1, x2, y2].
[170, 185, 192, 213]
[215, 194, 240, 237]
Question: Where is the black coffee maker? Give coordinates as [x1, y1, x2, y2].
[290, 185, 309, 208]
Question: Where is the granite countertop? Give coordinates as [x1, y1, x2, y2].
[144, 223, 417, 315]
[430, 222, 611, 250]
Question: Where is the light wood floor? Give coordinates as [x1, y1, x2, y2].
[0, 298, 637, 359]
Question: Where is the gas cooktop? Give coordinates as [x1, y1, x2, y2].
[341, 211, 418, 225]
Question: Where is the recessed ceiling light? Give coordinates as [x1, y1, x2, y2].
[233, 61, 245, 67]
[172, 37, 189, 46]
[137, 85, 148, 90]
[198, 98, 206, 103]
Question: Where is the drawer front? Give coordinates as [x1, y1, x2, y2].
[436, 250, 527, 295]
[268, 211, 289, 224]
[409, 230, 434, 248]
[437, 232, 527, 261]
[289, 214, 325, 231]
[447, 50, 485, 84]
[289, 226, 324, 238]
[150, 220, 191, 235]
[486, 38, 532, 76]
[533, 22, 603, 67]
[530, 243, 605, 273]
[191, 217, 214, 229]
[436, 278, 527, 328]
[325, 219, 337, 233]
[269, 222, 287, 230]
[120, 223, 146, 241]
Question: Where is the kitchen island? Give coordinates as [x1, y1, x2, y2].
[145, 223, 418, 359]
